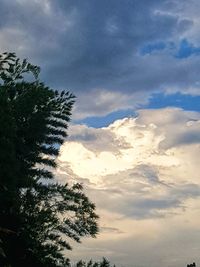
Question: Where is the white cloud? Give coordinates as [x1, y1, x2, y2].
[56, 108, 200, 267]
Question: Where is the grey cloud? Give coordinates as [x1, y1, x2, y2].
[88, 181, 200, 219]
[0, 0, 198, 118]
[67, 124, 131, 154]
[100, 227, 123, 234]
[85, 162, 200, 219]
[135, 108, 200, 149]
[173, 130, 200, 146]
[43, 1, 193, 92]
[87, 188, 174, 220]
[136, 108, 200, 127]
[130, 164, 161, 184]
[176, 18, 193, 33]
[123, 197, 182, 219]
[76, 166, 200, 220]
[171, 183, 200, 199]
[55, 161, 93, 186]
[159, 117, 200, 149]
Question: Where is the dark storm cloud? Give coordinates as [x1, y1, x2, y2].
[0, 0, 198, 117]
[43, 0, 194, 91]
[0, 0, 195, 90]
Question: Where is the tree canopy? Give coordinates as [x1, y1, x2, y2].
[0, 52, 99, 267]
[75, 258, 115, 267]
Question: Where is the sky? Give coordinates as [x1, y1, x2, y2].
[0, 0, 200, 267]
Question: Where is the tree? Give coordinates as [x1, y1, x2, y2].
[75, 258, 114, 267]
[0, 53, 99, 267]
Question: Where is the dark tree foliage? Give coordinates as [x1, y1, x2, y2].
[0, 53, 99, 267]
[75, 258, 114, 267]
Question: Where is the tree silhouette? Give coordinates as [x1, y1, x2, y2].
[0, 53, 99, 267]
[75, 258, 114, 267]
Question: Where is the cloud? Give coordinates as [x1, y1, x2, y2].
[71, 90, 147, 120]
[0, 0, 200, 118]
[136, 108, 200, 149]
[67, 123, 131, 154]
[57, 108, 200, 217]
[55, 108, 200, 266]
[100, 227, 124, 234]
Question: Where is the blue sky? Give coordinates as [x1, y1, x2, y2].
[78, 92, 200, 127]
[1, 1, 200, 267]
